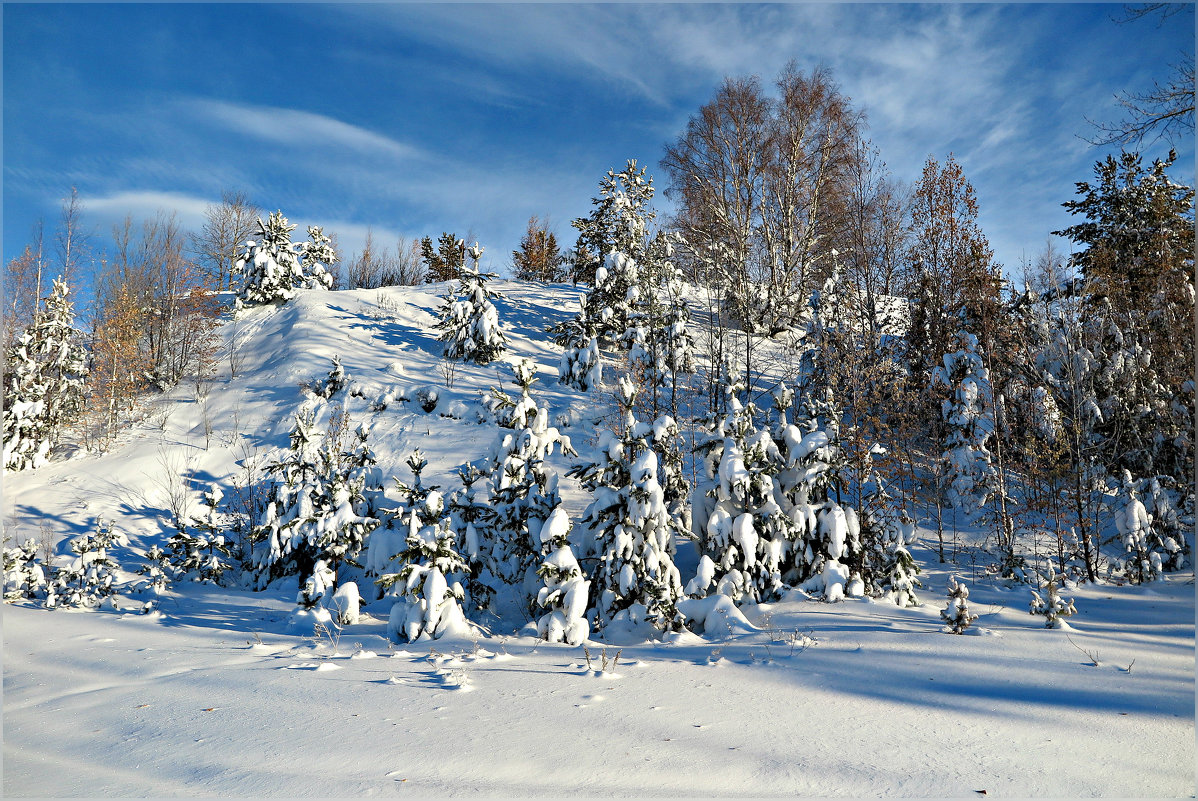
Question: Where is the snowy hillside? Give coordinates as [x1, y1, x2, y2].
[4, 282, 1194, 797]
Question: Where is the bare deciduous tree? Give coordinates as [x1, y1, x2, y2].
[191, 190, 261, 292]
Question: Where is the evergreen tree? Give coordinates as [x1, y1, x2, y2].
[255, 406, 381, 590]
[932, 330, 997, 520]
[569, 376, 684, 632]
[446, 463, 496, 614]
[168, 485, 233, 585]
[233, 211, 333, 309]
[569, 159, 655, 286]
[940, 576, 978, 634]
[3, 538, 49, 603]
[513, 216, 566, 282]
[134, 544, 172, 596]
[421, 232, 465, 284]
[484, 359, 576, 610]
[1029, 567, 1076, 628]
[534, 506, 591, 645]
[435, 244, 507, 365]
[48, 519, 126, 610]
[376, 465, 473, 642]
[3, 278, 88, 471]
[554, 303, 602, 392]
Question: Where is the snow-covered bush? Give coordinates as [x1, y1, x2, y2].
[435, 244, 507, 365]
[940, 576, 978, 634]
[569, 376, 684, 632]
[1029, 569, 1076, 628]
[233, 212, 334, 309]
[535, 506, 591, 645]
[553, 305, 603, 392]
[134, 545, 172, 596]
[330, 581, 362, 626]
[858, 477, 921, 606]
[1112, 469, 1163, 584]
[4, 539, 48, 603]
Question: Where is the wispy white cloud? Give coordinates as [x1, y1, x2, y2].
[81, 189, 214, 232]
[184, 98, 425, 162]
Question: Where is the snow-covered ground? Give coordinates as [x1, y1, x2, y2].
[4, 283, 1194, 797]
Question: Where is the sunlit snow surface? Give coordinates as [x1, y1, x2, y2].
[3, 284, 1194, 797]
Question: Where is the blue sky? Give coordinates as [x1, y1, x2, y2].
[4, 3, 1193, 291]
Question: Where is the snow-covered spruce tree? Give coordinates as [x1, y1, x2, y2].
[1029, 567, 1076, 628]
[435, 244, 507, 365]
[255, 406, 381, 591]
[298, 225, 338, 290]
[569, 158, 656, 289]
[759, 381, 863, 602]
[940, 576, 978, 634]
[4, 539, 49, 603]
[1141, 476, 1188, 572]
[689, 383, 792, 604]
[134, 545, 172, 596]
[535, 506, 591, 645]
[3, 278, 88, 471]
[233, 212, 333, 309]
[446, 462, 495, 614]
[313, 356, 347, 399]
[376, 463, 473, 642]
[484, 359, 576, 609]
[859, 476, 921, 606]
[3, 332, 47, 471]
[168, 485, 233, 585]
[570, 376, 685, 632]
[48, 519, 127, 610]
[932, 330, 997, 521]
[1112, 469, 1167, 584]
[554, 304, 603, 392]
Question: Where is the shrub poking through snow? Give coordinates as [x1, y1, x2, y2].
[1029, 568, 1076, 628]
[535, 506, 590, 645]
[1113, 469, 1170, 584]
[569, 376, 685, 633]
[48, 519, 127, 609]
[940, 576, 978, 634]
[3, 539, 49, 603]
[435, 244, 507, 365]
[233, 211, 334, 309]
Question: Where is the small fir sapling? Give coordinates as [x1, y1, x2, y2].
[1113, 469, 1160, 584]
[554, 305, 603, 392]
[48, 519, 127, 609]
[569, 376, 685, 633]
[3, 539, 49, 602]
[940, 576, 979, 634]
[168, 485, 233, 585]
[484, 359, 576, 606]
[330, 581, 362, 625]
[1029, 568, 1077, 628]
[535, 506, 591, 645]
[447, 463, 496, 613]
[291, 558, 336, 632]
[435, 244, 508, 365]
[689, 383, 791, 604]
[378, 488, 473, 642]
[314, 356, 347, 399]
[135, 545, 172, 596]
